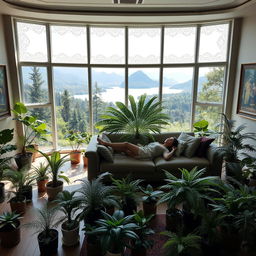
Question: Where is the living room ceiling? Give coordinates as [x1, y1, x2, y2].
[3, 0, 254, 13]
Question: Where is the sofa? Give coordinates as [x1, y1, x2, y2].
[85, 132, 222, 181]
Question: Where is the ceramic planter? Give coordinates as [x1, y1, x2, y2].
[143, 201, 157, 216]
[38, 229, 58, 255]
[61, 221, 80, 246]
[37, 179, 48, 193]
[0, 220, 20, 247]
[21, 185, 33, 202]
[46, 181, 63, 201]
[70, 151, 81, 164]
[0, 182, 5, 203]
[10, 195, 26, 215]
[14, 152, 33, 169]
[83, 155, 88, 167]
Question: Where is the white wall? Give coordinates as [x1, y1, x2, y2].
[231, 14, 256, 148]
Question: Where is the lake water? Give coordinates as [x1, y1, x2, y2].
[74, 86, 183, 102]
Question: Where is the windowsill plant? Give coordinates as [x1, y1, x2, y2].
[32, 163, 49, 193]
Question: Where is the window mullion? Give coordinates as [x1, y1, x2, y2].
[159, 26, 164, 102]
[125, 26, 128, 106]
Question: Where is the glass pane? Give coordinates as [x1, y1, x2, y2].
[199, 23, 229, 63]
[91, 27, 125, 64]
[162, 68, 193, 131]
[53, 67, 89, 148]
[164, 27, 196, 63]
[92, 68, 125, 130]
[27, 107, 53, 152]
[195, 105, 222, 130]
[51, 25, 87, 63]
[17, 22, 47, 62]
[197, 67, 225, 103]
[128, 68, 159, 101]
[129, 28, 161, 64]
[21, 66, 49, 104]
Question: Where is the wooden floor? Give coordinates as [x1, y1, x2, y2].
[0, 157, 166, 256]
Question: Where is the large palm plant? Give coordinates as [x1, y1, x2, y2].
[96, 94, 169, 143]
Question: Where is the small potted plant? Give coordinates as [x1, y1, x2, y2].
[0, 128, 16, 202]
[65, 130, 90, 165]
[111, 175, 143, 215]
[82, 133, 92, 167]
[24, 206, 60, 255]
[39, 151, 70, 200]
[77, 172, 119, 225]
[161, 231, 201, 256]
[140, 184, 163, 216]
[0, 212, 22, 247]
[54, 190, 81, 246]
[88, 210, 139, 256]
[131, 211, 155, 256]
[33, 163, 49, 193]
[12, 102, 49, 168]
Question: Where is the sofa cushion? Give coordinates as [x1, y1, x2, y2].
[97, 145, 113, 163]
[175, 139, 187, 157]
[100, 153, 155, 173]
[154, 156, 210, 176]
[196, 137, 215, 158]
[178, 132, 200, 158]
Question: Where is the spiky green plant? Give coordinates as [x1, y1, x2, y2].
[33, 163, 49, 181]
[0, 212, 21, 230]
[95, 94, 169, 143]
[38, 151, 70, 187]
[158, 168, 220, 214]
[217, 113, 256, 162]
[162, 231, 201, 256]
[54, 190, 81, 230]
[76, 172, 119, 224]
[140, 184, 163, 203]
[88, 210, 139, 254]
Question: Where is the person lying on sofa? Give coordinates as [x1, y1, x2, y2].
[97, 136, 178, 161]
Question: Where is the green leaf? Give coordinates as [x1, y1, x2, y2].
[13, 102, 27, 114]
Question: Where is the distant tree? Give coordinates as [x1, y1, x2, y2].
[69, 109, 79, 131]
[61, 90, 71, 123]
[92, 82, 104, 125]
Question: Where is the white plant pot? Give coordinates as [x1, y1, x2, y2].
[61, 222, 80, 246]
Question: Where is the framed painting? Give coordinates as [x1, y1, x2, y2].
[0, 65, 11, 119]
[237, 63, 256, 119]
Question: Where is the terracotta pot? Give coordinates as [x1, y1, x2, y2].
[86, 240, 102, 256]
[143, 201, 157, 216]
[0, 182, 5, 203]
[0, 221, 21, 247]
[46, 181, 63, 201]
[83, 155, 88, 167]
[37, 179, 48, 193]
[10, 196, 26, 215]
[14, 152, 33, 169]
[131, 247, 147, 256]
[38, 229, 58, 255]
[61, 221, 80, 246]
[70, 151, 81, 164]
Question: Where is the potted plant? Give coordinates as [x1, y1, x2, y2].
[0, 212, 22, 247]
[95, 94, 169, 144]
[131, 210, 155, 256]
[0, 128, 16, 202]
[217, 113, 256, 179]
[193, 119, 215, 137]
[161, 231, 201, 256]
[140, 184, 163, 216]
[12, 102, 49, 168]
[77, 172, 119, 225]
[33, 163, 49, 193]
[158, 168, 220, 232]
[24, 206, 60, 255]
[88, 210, 139, 256]
[39, 151, 70, 200]
[242, 155, 256, 187]
[82, 133, 92, 167]
[111, 175, 143, 215]
[54, 190, 81, 246]
[65, 130, 90, 164]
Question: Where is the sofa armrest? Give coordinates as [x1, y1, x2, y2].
[85, 135, 100, 180]
[206, 144, 223, 176]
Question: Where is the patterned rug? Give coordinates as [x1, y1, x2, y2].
[80, 214, 167, 256]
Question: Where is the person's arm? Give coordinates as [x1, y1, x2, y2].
[163, 147, 177, 161]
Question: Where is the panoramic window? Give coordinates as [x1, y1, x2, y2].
[15, 20, 231, 150]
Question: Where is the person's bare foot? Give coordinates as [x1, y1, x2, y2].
[97, 136, 107, 146]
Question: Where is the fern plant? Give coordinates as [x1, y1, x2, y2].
[217, 113, 256, 162]
[95, 94, 169, 143]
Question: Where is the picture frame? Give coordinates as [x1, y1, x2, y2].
[237, 63, 256, 120]
[0, 65, 11, 119]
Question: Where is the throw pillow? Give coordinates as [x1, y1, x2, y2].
[97, 145, 114, 163]
[178, 132, 201, 158]
[175, 139, 187, 157]
[196, 137, 215, 158]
